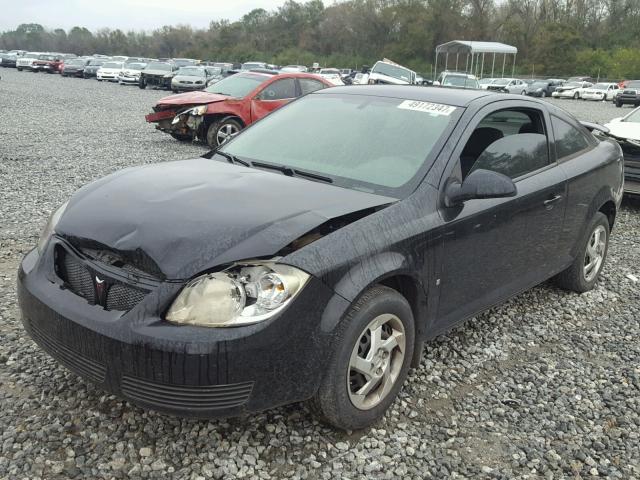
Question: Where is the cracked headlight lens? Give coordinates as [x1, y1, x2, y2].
[37, 201, 68, 253]
[166, 262, 310, 327]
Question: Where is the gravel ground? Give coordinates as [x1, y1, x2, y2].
[1, 68, 639, 479]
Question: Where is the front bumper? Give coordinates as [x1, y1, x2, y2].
[552, 90, 578, 98]
[616, 95, 640, 105]
[18, 245, 338, 417]
[525, 91, 543, 97]
[119, 77, 140, 84]
[172, 82, 205, 91]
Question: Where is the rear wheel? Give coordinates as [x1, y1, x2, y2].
[205, 117, 243, 148]
[309, 285, 415, 430]
[139, 79, 146, 89]
[573, 92, 579, 99]
[554, 212, 609, 293]
[616, 100, 622, 108]
[16, 67, 22, 71]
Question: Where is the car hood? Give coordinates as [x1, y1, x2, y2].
[156, 91, 230, 106]
[144, 69, 175, 76]
[173, 75, 205, 82]
[56, 158, 396, 280]
[604, 122, 640, 141]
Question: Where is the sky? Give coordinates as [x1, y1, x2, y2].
[0, 0, 291, 31]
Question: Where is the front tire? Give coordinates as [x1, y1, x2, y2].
[205, 117, 243, 148]
[309, 285, 415, 430]
[573, 92, 579, 99]
[139, 79, 146, 89]
[554, 212, 610, 293]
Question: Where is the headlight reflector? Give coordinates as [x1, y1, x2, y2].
[166, 263, 309, 327]
[37, 201, 68, 253]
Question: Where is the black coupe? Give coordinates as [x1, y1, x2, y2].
[18, 86, 624, 430]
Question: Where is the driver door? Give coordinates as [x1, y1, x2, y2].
[251, 78, 298, 122]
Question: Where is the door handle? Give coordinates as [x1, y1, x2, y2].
[544, 195, 563, 206]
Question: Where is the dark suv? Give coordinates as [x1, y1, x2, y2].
[615, 80, 640, 107]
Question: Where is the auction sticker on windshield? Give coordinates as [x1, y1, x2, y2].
[398, 100, 456, 116]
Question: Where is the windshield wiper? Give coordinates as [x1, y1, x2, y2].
[252, 161, 333, 183]
[214, 150, 251, 167]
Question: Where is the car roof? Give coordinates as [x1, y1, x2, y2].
[314, 85, 494, 107]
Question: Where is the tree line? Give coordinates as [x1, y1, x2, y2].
[2, 0, 640, 79]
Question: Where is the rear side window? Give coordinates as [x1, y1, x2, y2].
[552, 116, 591, 160]
[299, 78, 326, 95]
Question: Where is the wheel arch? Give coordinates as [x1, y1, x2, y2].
[598, 199, 617, 231]
[319, 255, 428, 366]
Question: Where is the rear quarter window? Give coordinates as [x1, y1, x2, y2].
[551, 116, 592, 160]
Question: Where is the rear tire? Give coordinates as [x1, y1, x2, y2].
[554, 212, 610, 293]
[139, 79, 146, 89]
[309, 285, 415, 430]
[616, 100, 622, 108]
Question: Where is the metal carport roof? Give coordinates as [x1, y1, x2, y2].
[433, 40, 518, 80]
[436, 41, 517, 56]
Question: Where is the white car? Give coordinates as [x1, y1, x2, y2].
[485, 78, 528, 94]
[97, 62, 124, 82]
[479, 78, 497, 89]
[434, 71, 480, 89]
[16, 52, 42, 71]
[368, 59, 419, 85]
[118, 62, 147, 85]
[551, 81, 593, 99]
[604, 106, 640, 194]
[352, 72, 369, 85]
[280, 65, 308, 73]
[319, 68, 345, 86]
[581, 83, 620, 101]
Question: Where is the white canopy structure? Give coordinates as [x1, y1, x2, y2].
[434, 40, 518, 80]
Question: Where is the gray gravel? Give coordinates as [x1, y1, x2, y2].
[1, 68, 640, 479]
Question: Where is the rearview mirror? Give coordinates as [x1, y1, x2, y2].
[444, 169, 517, 207]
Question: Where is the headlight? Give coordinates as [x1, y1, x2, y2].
[37, 201, 68, 253]
[187, 105, 208, 116]
[166, 262, 310, 327]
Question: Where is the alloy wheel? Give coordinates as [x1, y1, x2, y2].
[216, 123, 240, 146]
[347, 313, 406, 410]
[584, 225, 606, 282]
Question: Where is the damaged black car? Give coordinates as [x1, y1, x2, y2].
[18, 86, 623, 430]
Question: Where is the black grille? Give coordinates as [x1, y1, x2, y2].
[106, 283, 147, 311]
[28, 320, 106, 384]
[57, 248, 149, 312]
[121, 375, 253, 411]
[60, 252, 95, 303]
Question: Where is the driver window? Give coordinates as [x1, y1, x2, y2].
[258, 78, 296, 100]
[459, 108, 549, 179]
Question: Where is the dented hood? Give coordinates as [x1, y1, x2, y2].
[56, 158, 395, 280]
[156, 91, 230, 107]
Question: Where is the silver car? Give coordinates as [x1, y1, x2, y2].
[118, 62, 147, 85]
[485, 78, 528, 95]
[171, 66, 222, 92]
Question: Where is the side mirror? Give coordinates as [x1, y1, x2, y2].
[444, 169, 517, 207]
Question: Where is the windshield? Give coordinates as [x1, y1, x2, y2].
[564, 82, 581, 88]
[491, 79, 510, 86]
[443, 75, 476, 88]
[125, 63, 146, 70]
[627, 81, 640, 89]
[221, 94, 457, 195]
[624, 109, 640, 123]
[205, 73, 265, 97]
[89, 60, 105, 66]
[177, 66, 205, 76]
[39, 55, 56, 61]
[173, 59, 196, 67]
[320, 69, 340, 75]
[103, 62, 123, 68]
[66, 59, 84, 66]
[593, 83, 609, 90]
[371, 62, 412, 82]
[146, 62, 171, 71]
[479, 78, 495, 85]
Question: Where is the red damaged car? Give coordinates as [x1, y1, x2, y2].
[145, 71, 333, 147]
[32, 54, 64, 74]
